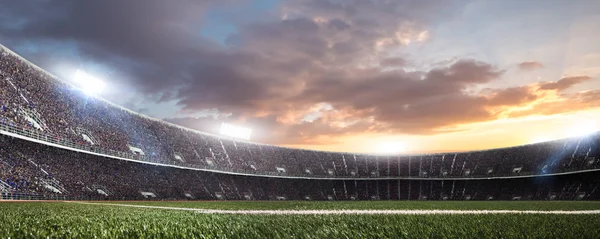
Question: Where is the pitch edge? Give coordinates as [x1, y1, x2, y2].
[67, 201, 600, 215]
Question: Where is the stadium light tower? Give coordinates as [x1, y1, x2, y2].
[74, 70, 106, 95]
[220, 123, 252, 140]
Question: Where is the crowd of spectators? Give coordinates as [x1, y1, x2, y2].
[1, 134, 600, 201]
[1, 44, 600, 181]
[0, 137, 53, 194]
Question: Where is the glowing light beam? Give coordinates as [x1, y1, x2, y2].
[74, 70, 106, 95]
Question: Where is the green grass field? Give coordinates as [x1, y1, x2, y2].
[1, 201, 599, 238]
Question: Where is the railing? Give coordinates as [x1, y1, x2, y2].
[91, 185, 111, 196]
[0, 121, 153, 163]
[0, 191, 98, 201]
[0, 180, 12, 191]
[39, 178, 68, 194]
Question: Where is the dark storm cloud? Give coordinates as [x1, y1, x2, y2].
[0, 0, 241, 93]
[0, 0, 443, 109]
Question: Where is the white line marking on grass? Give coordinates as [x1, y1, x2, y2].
[66, 202, 600, 215]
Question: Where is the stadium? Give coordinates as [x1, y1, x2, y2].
[1, 43, 600, 237]
[2, 0, 600, 237]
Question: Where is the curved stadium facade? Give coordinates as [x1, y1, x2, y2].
[0, 44, 599, 201]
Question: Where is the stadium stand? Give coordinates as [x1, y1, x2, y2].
[1, 135, 600, 201]
[1, 43, 600, 200]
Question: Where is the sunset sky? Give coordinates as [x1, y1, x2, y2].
[1, 0, 599, 154]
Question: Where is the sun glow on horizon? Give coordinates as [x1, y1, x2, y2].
[566, 121, 598, 138]
[377, 142, 406, 154]
[531, 135, 554, 144]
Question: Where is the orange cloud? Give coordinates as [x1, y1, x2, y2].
[538, 76, 592, 91]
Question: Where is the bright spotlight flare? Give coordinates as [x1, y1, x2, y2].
[74, 70, 106, 95]
[220, 123, 252, 140]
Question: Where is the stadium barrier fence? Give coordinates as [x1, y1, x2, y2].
[0, 192, 97, 201]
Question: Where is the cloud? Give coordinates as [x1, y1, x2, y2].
[0, 0, 241, 94]
[164, 113, 367, 145]
[518, 61, 544, 71]
[380, 57, 406, 67]
[290, 60, 510, 134]
[1, 0, 599, 147]
[170, 60, 524, 142]
[538, 76, 592, 91]
[508, 90, 600, 118]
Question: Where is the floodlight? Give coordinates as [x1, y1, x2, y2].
[74, 70, 106, 95]
[220, 123, 252, 140]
